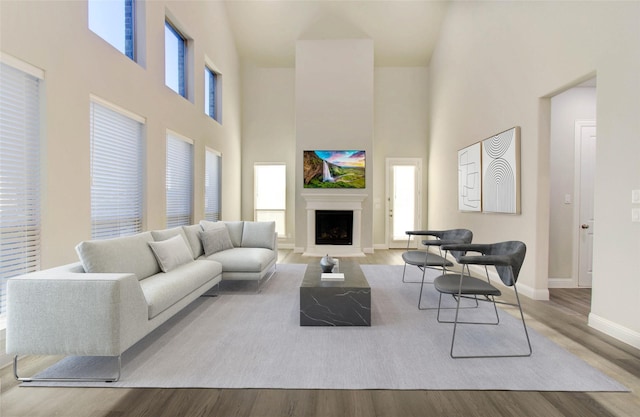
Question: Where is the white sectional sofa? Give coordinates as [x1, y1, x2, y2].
[6, 220, 277, 382]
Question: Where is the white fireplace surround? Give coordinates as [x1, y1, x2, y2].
[301, 193, 367, 257]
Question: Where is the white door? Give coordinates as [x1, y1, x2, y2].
[576, 121, 596, 287]
[386, 158, 422, 248]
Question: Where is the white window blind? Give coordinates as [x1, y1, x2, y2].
[166, 133, 193, 227]
[90, 99, 144, 240]
[254, 164, 286, 237]
[205, 149, 221, 221]
[0, 61, 41, 317]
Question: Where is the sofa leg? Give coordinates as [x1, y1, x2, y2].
[201, 282, 220, 297]
[255, 264, 278, 294]
[13, 354, 121, 383]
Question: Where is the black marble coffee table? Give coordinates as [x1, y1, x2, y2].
[299, 259, 371, 326]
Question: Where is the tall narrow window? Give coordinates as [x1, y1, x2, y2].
[166, 132, 193, 227]
[205, 149, 222, 221]
[90, 98, 144, 239]
[0, 60, 42, 317]
[88, 0, 135, 60]
[165, 20, 186, 97]
[254, 164, 286, 237]
[204, 66, 220, 122]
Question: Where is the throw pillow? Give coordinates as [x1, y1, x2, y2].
[148, 234, 194, 273]
[76, 231, 161, 280]
[182, 224, 205, 258]
[200, 227, 234, 257]
[241, 221, 276, 249]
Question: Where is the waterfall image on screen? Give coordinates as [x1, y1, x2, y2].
[303, 150, 365, 188]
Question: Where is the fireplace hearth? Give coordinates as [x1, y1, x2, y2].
[315, 210, 353, 245]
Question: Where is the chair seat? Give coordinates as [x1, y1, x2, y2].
[433, 273, 501, 296]
[402, 250, 453, 268]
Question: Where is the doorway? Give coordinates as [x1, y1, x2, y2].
[385, 158, 422, 248]
[547, 78, 597, 292]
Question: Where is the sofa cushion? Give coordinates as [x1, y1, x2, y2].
[76, 232, 161, 280]
[205, 247, 275, 273]
[200, 226, 233, 256]
[182, 224, 204, 258]
[200, 220, 245, 247]
[241, 221, 276, 250]
[148, 235, 194, 273]
[151, 227, 187, 243]
[139, 260, 222, 319]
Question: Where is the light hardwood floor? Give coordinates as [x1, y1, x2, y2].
[1, 250, 639, 417]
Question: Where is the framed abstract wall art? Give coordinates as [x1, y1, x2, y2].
[481, 127, 521, 214]
[458, 142, 482, 212]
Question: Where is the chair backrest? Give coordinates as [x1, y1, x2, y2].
[441, 229, 473, 260]
[487, 241, 526, 286]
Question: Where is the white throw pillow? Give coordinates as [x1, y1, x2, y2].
[241, 221, 276, 249]
[200, 227, 234, 257]
[148, 234, 194, 273]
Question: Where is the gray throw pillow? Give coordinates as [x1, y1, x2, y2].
[200, 227, 234, 257]
[148, 234, 194, 273]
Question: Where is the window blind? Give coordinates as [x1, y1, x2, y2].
[0, 62, 41, 316]
[166, 133, 193, 228]
[90, 100, 143, 240]
[205, 149, 221, 221]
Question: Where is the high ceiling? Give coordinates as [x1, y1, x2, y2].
[223, 0, 451, 67]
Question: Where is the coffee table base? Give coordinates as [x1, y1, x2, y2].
[300, 286, 371, 326]
[299, 259, 371, 326]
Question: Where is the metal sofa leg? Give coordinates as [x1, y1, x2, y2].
[14, 355, 121, 383]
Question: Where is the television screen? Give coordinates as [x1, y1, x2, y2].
[303, 150, 365, 188]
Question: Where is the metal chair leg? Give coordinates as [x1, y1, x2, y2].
[14, 355, 121, 383]
[447, 282, 533, 359]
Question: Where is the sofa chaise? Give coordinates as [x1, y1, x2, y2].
[6, 220, 277, 382]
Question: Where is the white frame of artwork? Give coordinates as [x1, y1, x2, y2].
[457, 142, 482, 212]
[481, 127, 521, 214]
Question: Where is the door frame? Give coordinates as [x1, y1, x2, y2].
[572, 120, 596, 288]
[385, 157, 423, 249]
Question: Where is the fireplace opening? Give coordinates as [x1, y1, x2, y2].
[315, 210, 353, 245]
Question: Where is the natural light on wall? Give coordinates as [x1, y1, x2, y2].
[254, 164, 286, 237]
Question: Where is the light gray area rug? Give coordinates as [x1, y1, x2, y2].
[29, 264, 627, 391]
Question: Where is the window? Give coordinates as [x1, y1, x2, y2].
[88, 0, 135, 60]
[166, 132, 193, 227]
[0, 59, 42, 318]
[254, 164, 286, 237]
[90, 98, 144, 239]
[204, 66, 220, 122]
[165, 20, 186, 97]
[205, 149, 222, 221]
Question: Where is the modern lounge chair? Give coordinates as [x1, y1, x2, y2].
[401, 229, 473, 310]
[433, 240, 532, 359]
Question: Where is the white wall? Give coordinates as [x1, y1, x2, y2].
[241, 64, 429, 250]
[0, 0, 242, 268]
[429, 1, 640, 347]
[548, 87, 597, 281]
[373, 67, 429, 245]
[294, 39, 374, 252]
[241, 65, 296, 241]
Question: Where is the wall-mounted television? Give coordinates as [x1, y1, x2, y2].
[303, 150, 365, 189]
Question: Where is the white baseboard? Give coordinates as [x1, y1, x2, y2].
[468, 265, 549, 301]
[548, 277, 577, 288]
[373, 244, 389, 250]
[277, 242, 295, 250]
[588, 313, 640, 350]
